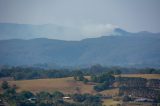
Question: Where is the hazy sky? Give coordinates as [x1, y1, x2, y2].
[0, 0, 160, 39]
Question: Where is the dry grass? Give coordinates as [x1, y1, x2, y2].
[3, 74, 159, 95]
[100, 88, 119, 96]
[103, 98, 121, 106]
[8, 77, 95, 94]
[123, 102, 155, 106]
[115, 74, 160, 79]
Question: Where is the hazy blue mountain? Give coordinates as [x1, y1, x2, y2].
[0, 24, 160, 68]
[0, 23, 60, 39]
[0, 23, 81, 40]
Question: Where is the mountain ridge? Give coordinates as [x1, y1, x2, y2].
[0, 23, 160, 41]
[0, 30, 160, 68]
[0, 23, 160, 68]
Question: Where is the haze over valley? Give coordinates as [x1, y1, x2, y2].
[0, 23, 160, 68]
[0, 1, 160, 106]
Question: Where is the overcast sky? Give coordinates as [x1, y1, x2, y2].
[0, 0, 160, 40]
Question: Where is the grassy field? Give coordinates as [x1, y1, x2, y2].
[0, 74, 158, 106]
[4, 74, 159, 94]
[102, 98, 121, 106]
[8, 77, 95, 94]
[115, 74, 160, 79]
[100, 88, 119, 96]
[122, 102, 156, 106]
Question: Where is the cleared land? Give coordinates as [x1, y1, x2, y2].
[4, 74, 159, 94]
[1, 74, 159, 106]
[103, 99, 121, 106]
[116, 74, 160, 79]
[100, 88, 119, 96]
[8, 77, 95, 94]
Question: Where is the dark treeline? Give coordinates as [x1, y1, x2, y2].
[90, 72, 115, 92]
[0, 64, 160, 80]
[0, 67, 73, 80]
[73, 70, 116, 92]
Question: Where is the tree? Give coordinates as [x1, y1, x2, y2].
[94, 83, 107, 92]
[91, 75, 97, 82]
[94, 80, 111, 92]
[3, 88, 16, 99]
[122, 95, 131, 102]
[36, 91, 51, 99]
[72, 94, 85, 102]
[1, 81, 9, 90]
[52, 91, 64, 99]
[19, 91, 34, 99]
[83, 78, 89, 84]
[73, 70, 85, 81]
[91, 72, 115, 83]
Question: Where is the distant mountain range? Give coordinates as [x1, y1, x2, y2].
[0, 23, 82, 40]
[0, 23, 160, 68]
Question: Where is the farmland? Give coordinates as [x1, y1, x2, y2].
[7, 77, 95, 94]
[117, 74, 160, 79]
[2, 74, 159, 94]
[0, 73, 160, 106]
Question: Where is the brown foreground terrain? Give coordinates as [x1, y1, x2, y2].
[8, 77, 95, 94]
[0, 74, 159, 106]
[5, 74, 159, 94]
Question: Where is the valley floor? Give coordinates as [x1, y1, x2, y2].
[0, 74, 160, 106]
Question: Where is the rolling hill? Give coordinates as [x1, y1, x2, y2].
[0, 24, 160, 68]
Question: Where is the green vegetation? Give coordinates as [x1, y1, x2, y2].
[0, 65, 160, 80]
[0, 65, 160, 106]
[90, 72, 115, 92]
[1, 81, 10, 89]
[0, 81, 102, 106]
[93, 81, 110, 92]
[73, 71, 89, 84]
